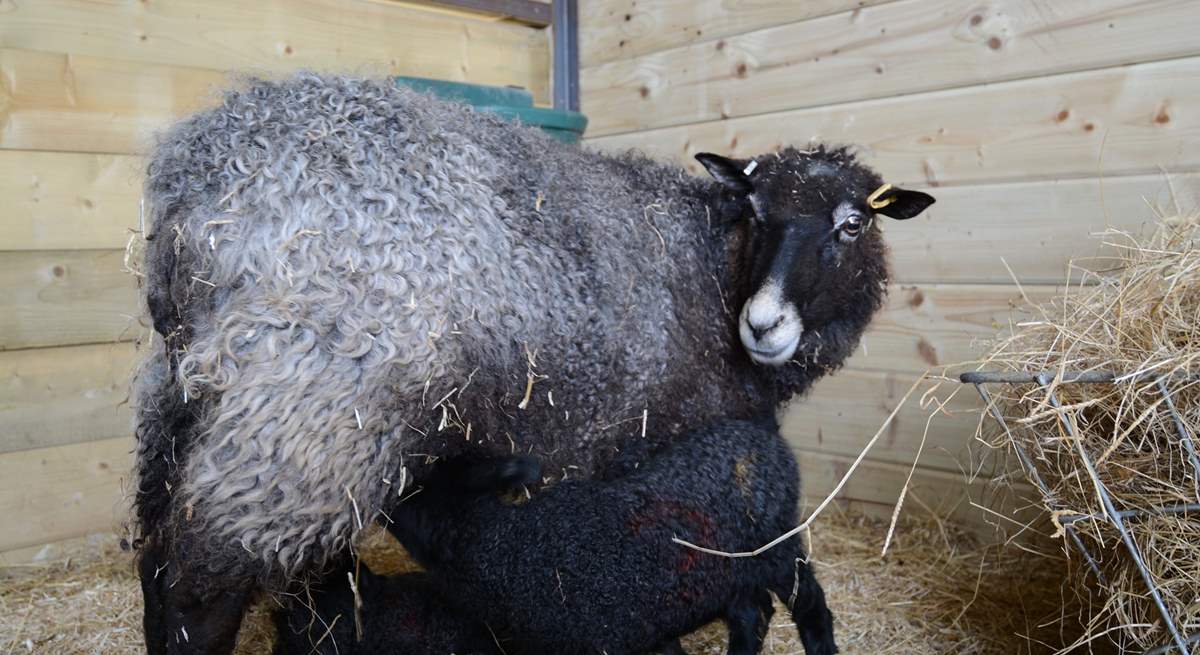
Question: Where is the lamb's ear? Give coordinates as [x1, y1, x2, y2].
[695, 153, 753, 194]
[871, 187, 935, 220]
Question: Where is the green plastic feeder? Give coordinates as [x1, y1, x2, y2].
[395, 76, 588, 144]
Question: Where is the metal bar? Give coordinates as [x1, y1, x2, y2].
[1038, 375, 1193, 655]
[974, 384, 1055, 499]
[962, 370, 1200, 385]
[1064, 528, 1108, 587]
[552, 0, 579, 111]
[1146, 631, 1200, 655]
[961, 370, 1120, 384]
[973, 384, 1108, 583]
[1158, 378, 1200, 504]
[1057, 502, 1200, 525]
[415, 0, 552, 25]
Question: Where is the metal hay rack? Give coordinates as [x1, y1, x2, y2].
[961, 370, 1200, 655]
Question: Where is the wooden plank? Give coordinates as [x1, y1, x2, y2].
[0, 0, 549, 103]
[783, 369, 986, 475]
[0, 48, 226, 155]
[580, 0, 891, 66]
[0, 444, 1010, 554]
[0, 282, 1027, 471]
[0, 343, 137, 455]
[0, 532, 115, 566]
[1, 157, 1163, 286]
[888, 171, 1200, 284]
[794, 447, 1028, 535]
[848, 284, 1057, 375]
[0, 436, 133, 553]
[0, 250, 139, 351]
[583, 0, 1200, 137]
[587, 56, 1200, 187]
[407, 0, 552, 25]
[14, 164, 1173, 286]
[1, 151, 143, 251]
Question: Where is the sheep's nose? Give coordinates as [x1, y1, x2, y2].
[747, 314, 784, 341]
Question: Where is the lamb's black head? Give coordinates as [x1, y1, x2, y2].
[697, 146, 934, 366]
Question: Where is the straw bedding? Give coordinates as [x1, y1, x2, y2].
[978, 215, 1200, 653]
[0, 508, 1076, 654]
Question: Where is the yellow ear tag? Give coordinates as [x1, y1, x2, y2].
[867, 183, 896, 210]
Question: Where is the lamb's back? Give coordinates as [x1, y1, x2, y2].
[430, 420, 799, 653]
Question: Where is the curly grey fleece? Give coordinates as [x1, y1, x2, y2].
[135, 73, 781, 581]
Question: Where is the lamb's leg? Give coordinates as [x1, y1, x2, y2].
[724, 588, 774, 655]
[771, 554, 837, 655]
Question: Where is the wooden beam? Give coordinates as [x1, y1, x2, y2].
[2, 152, 1166, 282]
[0, 48, 226, 155]
[794, 446, 1032, 535]
[583, 0, 1200, 137]
[0, 343, 137, 455]
[847, 284, 1058, 375]
[587, 56, 1200, 187]
[0, 151, 143, 251]
[0, 380, 1013, 552]
[411, 0, 552, 25]
[0, 532, 114, 566]
[15, 153, 1054, 284]
[0, 0, 550, 103]
[0, 438, 1016, 554]
[0, 250, 139, 351]
[0, 436, 133, 553]
[579, 0, 891, 67]
[888, 171, 1200, 285]
[783, 368, 986, 475]
[0, 346, 1014, 546]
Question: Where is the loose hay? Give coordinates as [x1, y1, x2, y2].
[978, 214, 1200, 653]
[0, 509, 1074, 654]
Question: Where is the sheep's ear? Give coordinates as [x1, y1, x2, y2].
[695, 153, 753, 194]
[872, 187, 935, 220]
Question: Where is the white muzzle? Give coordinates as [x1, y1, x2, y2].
[738, 281, 802, 366]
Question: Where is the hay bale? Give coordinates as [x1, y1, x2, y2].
[978, 215, 1200, 653]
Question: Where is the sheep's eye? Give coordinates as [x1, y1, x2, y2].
[840, 214, 863, 239]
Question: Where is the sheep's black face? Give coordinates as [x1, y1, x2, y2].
[698, 147, 934, 366]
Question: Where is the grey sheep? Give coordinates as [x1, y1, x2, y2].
[131, 72, 933, 653]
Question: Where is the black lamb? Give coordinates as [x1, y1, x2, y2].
[384, 416, 835, 655]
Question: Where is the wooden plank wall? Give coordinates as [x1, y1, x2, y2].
[581, 0, 1200, 526]
[0, 0, 549, 559]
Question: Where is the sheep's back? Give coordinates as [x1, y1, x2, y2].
[134, 73, 743, 577]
